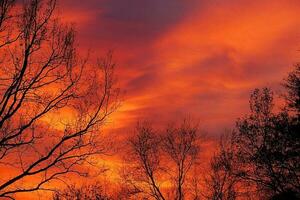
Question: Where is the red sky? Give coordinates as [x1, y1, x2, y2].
[61, 0, 300, 135]
[3, 1, 300, 199]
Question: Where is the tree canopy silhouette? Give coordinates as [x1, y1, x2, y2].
[207, 65, 300, 199]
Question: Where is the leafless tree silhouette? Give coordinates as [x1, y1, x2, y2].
[0, 0, 18, 48]
[52, 182, 112, 200]
[122, 122, 165, 200]
[204, 135, 240, 200]
[0, 0, 119, 198]
[123, 119, 201, 200]
[162, 119, 199, 200]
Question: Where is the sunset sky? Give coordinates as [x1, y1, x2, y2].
[60, 0, 300, 135]
[0, 0, 300, 199]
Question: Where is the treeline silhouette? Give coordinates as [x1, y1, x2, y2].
[0, 0, 299, 199]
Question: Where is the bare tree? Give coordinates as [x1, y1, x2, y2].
[52, 182, 112, 200]
[122, 122, 165, 200]
[204, 135, 239, 200]
[123, 119, 201, 200]
[162, 119, 200, 200]
[0, 0, 119, 198]
[0, 0, 18, 48]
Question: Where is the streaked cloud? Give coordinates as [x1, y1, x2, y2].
[61, 0, 300, 134]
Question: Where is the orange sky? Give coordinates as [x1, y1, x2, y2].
[59, 0, 300, 135]
[3, 1, 300, 199]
